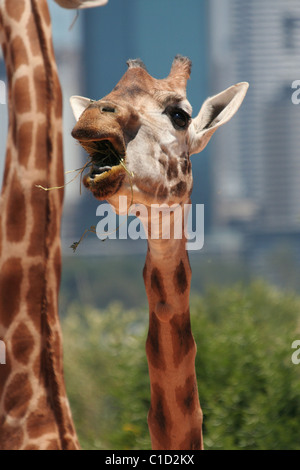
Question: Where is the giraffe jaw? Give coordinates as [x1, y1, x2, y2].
[80, 138, 127, 199]
[85, 164, 124, 183]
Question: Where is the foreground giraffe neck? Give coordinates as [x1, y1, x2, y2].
[0, 0, 79, 450]
[143, 205, 203, 450]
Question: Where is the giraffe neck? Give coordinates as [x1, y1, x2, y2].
[0, 0, 78, 450]
[143, 203, 203, 450]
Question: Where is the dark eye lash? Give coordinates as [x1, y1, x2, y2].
[167, 106, 191, 119]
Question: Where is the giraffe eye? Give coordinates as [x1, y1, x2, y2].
[166, 107, 191, 130]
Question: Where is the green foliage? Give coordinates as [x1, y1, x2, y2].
[191, 282, 300, 449]
[62, 282, 300, 450]
[63, 302, 151, 450]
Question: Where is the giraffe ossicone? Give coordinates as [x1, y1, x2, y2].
[70, 56, 248, 450]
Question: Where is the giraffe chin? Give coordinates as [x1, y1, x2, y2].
[83, 165, 126, 200]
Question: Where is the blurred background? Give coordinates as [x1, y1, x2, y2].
[1, 0, 300, 450]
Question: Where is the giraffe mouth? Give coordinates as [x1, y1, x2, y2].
[80, 139, 126, 184]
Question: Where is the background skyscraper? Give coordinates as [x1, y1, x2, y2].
[209, 0, 300, 237]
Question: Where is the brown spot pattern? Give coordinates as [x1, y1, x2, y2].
[27, 395, 57, 439]
[167, 157, 178, 180]
[34, 122, 48, 169]
[27, 185, 46, 256]
[6, 172, 26, 242]
[4, 373, 33, 419]
[53, 246, 62, 290]
[11, 322, 35, 364]
[175, 375, 198, 415]
[54, 74, 63, 119]
[11, 35, 28, 69]
[13, 76, 31, 114]
[151, 267, 166, 303]
[33, 65, 47, 113]
[181, 159, 188, 175]
[148, 383, 172, 449]
[171, 181, 187, 198]
[146, 312, 166, 370]
[5, 0, 25, 22]
[174, 260, 188, 294]
[170, 311, 195, 367]
[18, 121, 33, 167]
[0, 421, 24, 450]
[0, 258, 23, 328]
[180, 154, 191, 175]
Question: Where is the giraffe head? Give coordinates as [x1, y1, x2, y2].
[70, 56, 248, 211]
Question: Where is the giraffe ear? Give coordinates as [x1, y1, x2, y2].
[189, 82, 249, 155]
[70, 95, 91, 121]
